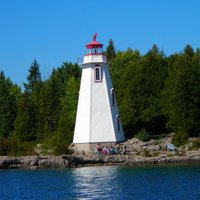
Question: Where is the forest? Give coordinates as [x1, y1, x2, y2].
[1, 40, 200, 155]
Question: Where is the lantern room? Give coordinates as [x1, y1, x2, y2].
[86, 33, 103, 55]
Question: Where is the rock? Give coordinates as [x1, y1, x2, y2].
[9, 164, 23, 169]
[104, 155, 112, 163]
[37, 156, 69, 168]
[30, 156, 39, 166]
[188, 138, 196, 142]
[140, 142, 148, 147]
[127, 146, 138, 153]
[47, 149, 54, 154]
[158, 157, 170, 164]
[188, 141, 193, 147]
[0, 151, 200, 168]
[159, 134, 173, 150]
[114, 155, 128, 163]
[34, 143, 43, 155]
[129, 138, 140, 144]
[0, 156, 10, 169]
[0, 156, 17, 168]
[1, 134, 200, 169]
[148, 140, 156, 146]
[21, 156, 35, 167]
[187, 150, 199, 156]
[30, 166, 38, 170]
[146, 145, 160, 152]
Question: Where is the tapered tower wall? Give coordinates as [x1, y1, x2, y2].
[73, 35, 125, 152]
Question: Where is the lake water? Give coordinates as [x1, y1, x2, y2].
[0, 164, 200, 200]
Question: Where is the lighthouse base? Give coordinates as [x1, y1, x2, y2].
[73, 142, 123, 153]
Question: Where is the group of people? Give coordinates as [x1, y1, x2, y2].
[96, 143, 126, 156]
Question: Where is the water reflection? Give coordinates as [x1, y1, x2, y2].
[70, 166, 123, 200]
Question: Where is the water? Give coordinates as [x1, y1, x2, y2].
[1, 164, 200, 200]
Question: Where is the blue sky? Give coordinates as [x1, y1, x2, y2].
[1, 0, 200, 87]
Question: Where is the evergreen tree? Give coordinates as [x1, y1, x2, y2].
[14, 93, 37, 141]
[105, 39, 116, 62]
[14, 60, 42, 141]
[0, 71, 19, 139]
[38, 72, 62, 138]
[24, 59, 42, 94]
[110, 45, 168, 137]
[38, 62, 80, 139]
[2, 43, 200, 154]
[135, 45, 168, 134]
[162, 47, 200, 135]
[183, 44, 194, 57]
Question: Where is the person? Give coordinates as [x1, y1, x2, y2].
[102, 146, 109, 155]
[109, 146, 115, 155]
[96, 143, 102, 154]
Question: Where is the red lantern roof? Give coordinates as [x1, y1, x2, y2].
[86, 33, 103, 49]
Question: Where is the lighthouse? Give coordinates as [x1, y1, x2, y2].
[73, 34, 125, 152]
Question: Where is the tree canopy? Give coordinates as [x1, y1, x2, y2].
[1, 42, 200, 155]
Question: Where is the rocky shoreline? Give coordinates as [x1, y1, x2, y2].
[1, 134, 200, 169]
[1, 153, 200, 170]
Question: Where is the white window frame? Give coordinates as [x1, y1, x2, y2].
[116, 114, 120, 132]
[110, 88, 115, 106]
[94, 65, 102, 82]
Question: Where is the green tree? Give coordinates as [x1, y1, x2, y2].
[14, 60, 42, 141]
[110, 48, 141, 136]
[38, 72, 62, 138]
[162, 46, 200, 135]
[183, 44, 194, 57]
[105, 39, 116, 62]
[0, 71, 19, 139]
[14, 93, 37, 141]
[134, 45, 168, 134]
[24, 59, 42, 94]
[37, 62, 80, 140]
[57, 76, 80, 144]
[24, 59, 43, 124]
[110, 46, 168, 137]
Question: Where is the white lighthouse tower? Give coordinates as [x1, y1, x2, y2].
[73, 34, 125, 152]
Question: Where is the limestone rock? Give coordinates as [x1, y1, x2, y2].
[9, 164, 23, 169]
[30, 166, 38, 170]
[145, 145, 160, 152]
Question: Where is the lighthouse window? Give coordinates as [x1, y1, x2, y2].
[110, 88, 115, 106]
[116, 115, 120, 132]
[94, 66, 102, 82]
[87, 49, 92, 54]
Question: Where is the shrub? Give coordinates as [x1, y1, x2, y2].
[152, 152, 160, 157]
[171, 132, 188, 147]
[42, 133, 72, 155]
[135, 129, 150, 142]
[0, 138, 11, 155]
[175, 150, 186, 156]
[0, 138, 35, 156]
[192, 138, 200, 150]
[54, 143, 71, 155]
[143, 149, 152, 157]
